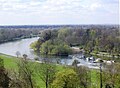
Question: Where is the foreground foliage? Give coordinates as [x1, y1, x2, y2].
[0, 54, 120, 88]
[52, 68, 79, 88]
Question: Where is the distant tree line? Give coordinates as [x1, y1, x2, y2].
[0, 29, 40, 43]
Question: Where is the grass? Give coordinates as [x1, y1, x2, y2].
[0, 53, 66, 88]
[91, 69, 100, 88]
[0, 53, 100, 88]
[0, 53, 44, 88]
[0, 53, 18, 69]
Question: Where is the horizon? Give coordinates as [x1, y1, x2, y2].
[0, 24, 119, 26]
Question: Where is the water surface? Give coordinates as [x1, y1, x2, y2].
[0, 37, 100, 69]
[0, 37, 39, 58]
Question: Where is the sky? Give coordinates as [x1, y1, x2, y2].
[0, 0, 119, 25]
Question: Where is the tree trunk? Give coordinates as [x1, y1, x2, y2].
[29, 76, 33, 88]
[46, 70, 48, 88]
[46, 81, 48, 88]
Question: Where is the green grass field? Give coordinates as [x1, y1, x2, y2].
[0, 53, 18, 69]
[0, 53, 67, 88]
[0, 53, 100, 88]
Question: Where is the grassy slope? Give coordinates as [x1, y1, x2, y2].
[0, 54, 18, 69]
[0, 54, 45, 88]
[0, 54, 66, 88]
[0, 53, 99, 88]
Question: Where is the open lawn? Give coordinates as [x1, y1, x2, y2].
[0, 53, 100, 88]
[0, 53, 18, 69]
[0, 53, 67, 88]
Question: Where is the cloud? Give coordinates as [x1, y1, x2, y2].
[101, 0, 119, 4]
[0, 0, 85, 14]
[0, 0, 117, 14]
[0, 0, 119, 25]
[90, 3, 102, 11]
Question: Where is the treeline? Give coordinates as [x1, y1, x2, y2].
[0, 29, 40, 43]
[0, 25, 118, 30]
[31, 27, 120, 57]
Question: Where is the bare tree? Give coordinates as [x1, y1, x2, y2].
[16, 51, 21, 58]
[36, 58, 57, 88]
[17, 55, 35, 88]
[22, 54, 28, 60]
[73, 66, 91, 88]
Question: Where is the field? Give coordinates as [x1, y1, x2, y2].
[0, 54, 68, 88]
[0, 53, 102, 88]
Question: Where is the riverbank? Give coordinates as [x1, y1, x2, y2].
[91, 52, 119, 58]
[0, 35, 39, 44]
[91, 52, 120, 61]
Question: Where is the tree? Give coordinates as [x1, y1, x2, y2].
[40, 30, 57, 42]
[16, 51, 21, 58]
[22, 54, 28, 60]
[0, 58, 10, 88]
[8, 70, 23, 88]
[17, 56, 35, 88]
[84, 41, 94, 54]
[30, 39, 43, 52]
[72, 59, 80, 68]
[40, 40, 72, 55]
[52, 69, 79, 88]
[73, 66, 91, 88]
[58, 28, 70, 41]
[102, 63, 120, 88]
[36, 59, 57, 88]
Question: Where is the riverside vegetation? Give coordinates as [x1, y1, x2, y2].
[31, 28, 120, 59]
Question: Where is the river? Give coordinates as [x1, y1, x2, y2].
[0, 37, 100, 69]
[0, 37, 39, 59]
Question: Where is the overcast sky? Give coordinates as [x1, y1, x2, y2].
[0, 0, 119, 25]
